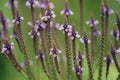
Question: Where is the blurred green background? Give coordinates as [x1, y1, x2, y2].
[0, 0, 120, 80]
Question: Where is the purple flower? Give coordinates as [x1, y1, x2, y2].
[110, 29, 119, 40]
[60, 2, 73, 16]
[0, 13, 10, 30]
[103, 5, 114, 15]
[36, 1, 54, 9]
[45, 10, 56, 19]
[26, 0, 38, 8]
[12, 16, 24, 24]
[104, 55, 113, 63]
[115, 15, 120, 27]
[76, 55, 84, 62]
[50, 47, 61, 57]
[73, 66, 83, 75]
[28, 29, 40, 39]
[116, 48, 120, 53]
[34, 20, 46, 31]
[68, 30, 80, 40]
[59, 24, 72, 33]
[110, 48, 116, 55]
[1, 42, 14, 54]
[80, 35, 91, 44]
[5, 0, 18, 8]
[36, 52, 45, 59]
[21, 60, 33, 68]
[86, 19, 99, 27]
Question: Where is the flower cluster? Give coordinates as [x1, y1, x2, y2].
[68, 30, 80, 40]
[12, 16, 24, 24]
[50, 47, 61, 57]
[34, 20, 46, 31]
[36, 52, 45, 59]
[80, 35, 91, 44]
[45, 10, 56, 19]
[110, 29, 119, 40]
[36, 1, 54, 9]
[28, 29, 40, 39]
[73, 66, 83, 75]
[1, 42, 14, 54]
[59, 23, 72, 33]
[86, 19, 99, 27]
[104, 55, 113, 63]
[76, 55, 84, 62]
[26, 0, 38, 8]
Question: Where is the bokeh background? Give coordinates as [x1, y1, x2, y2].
[0, 0, 120, 80]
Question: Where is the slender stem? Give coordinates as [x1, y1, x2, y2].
[84, 39, 94, 80]
[79, 0, 83, 35]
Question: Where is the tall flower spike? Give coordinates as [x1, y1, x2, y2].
[83, 31, 94, 80]
[59, 17, 72, 33]
[110, 42, 120, 72]
[115, 12, 120, 30]
[104, 54, 113, 80]
[26, 0, 38, 8]
[0, 11, 10, 38]
[1, 42, 14, 54]
[60, 0, 73, 16]
[50, 47, 61, 57]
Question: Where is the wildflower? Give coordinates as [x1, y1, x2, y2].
[110, 47, 116, 55]
[34, 20, 46, 31]
[50, 47, 61, 57]
[92, 29, 101, 36]
[73, 66, 83, 75]
[36, 52, 44, 59]
[60, 1, 73, 16]
[45, 10, 56, 19]
[103, 55, 113, 63]
[86, 19, 99, 27]
[1, 42, 14, 54]
[28, 29, 40, 39]
[110, 29, 119, 40]
[21, 60, 33, 68]
[104, 4, 114, 15]
[80, 35, 91, 44]
[26, 0, 39, 8]
[59, 24, 72, 33]
[76, 55, 84, 62]
[36, 1, 54, 9]
[5, 0, 18, 8]
[68, 30, 80, 40]
[12, 16, 24, 24]
[115, 13, 120, 27]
